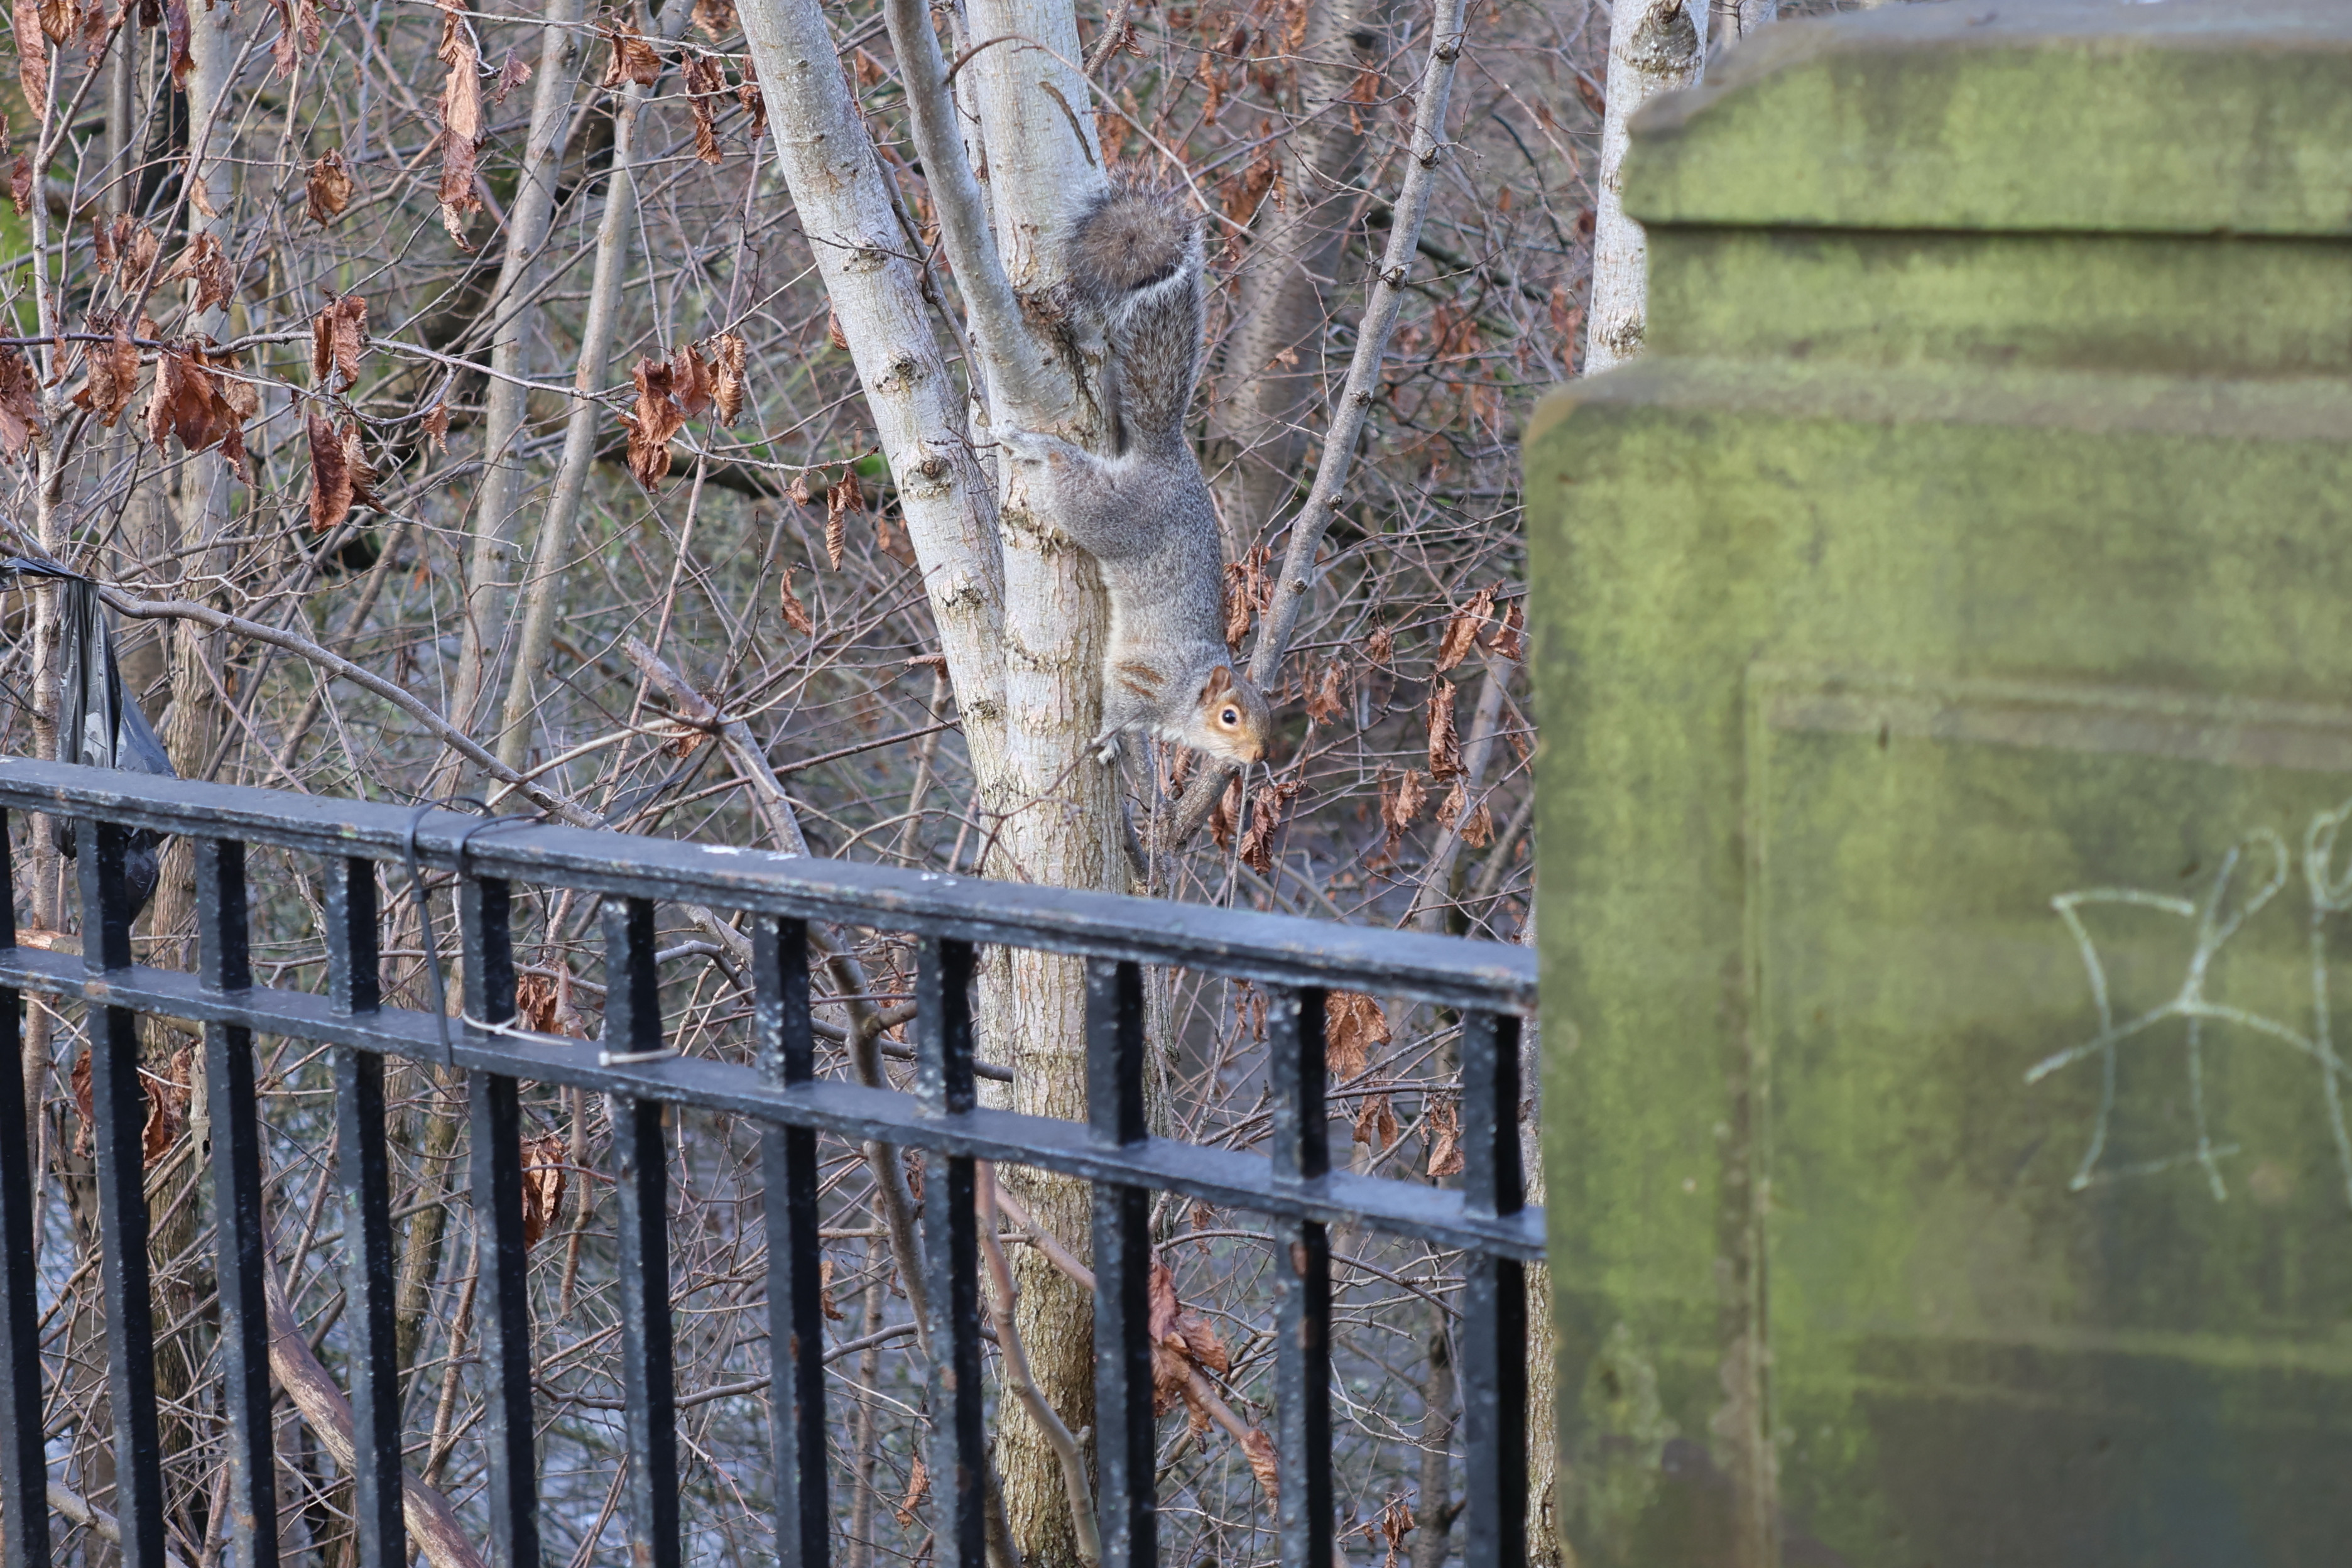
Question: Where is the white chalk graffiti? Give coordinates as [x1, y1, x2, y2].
[2031, 800, 2352, 1207]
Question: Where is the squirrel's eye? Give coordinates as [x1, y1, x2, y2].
[1222, 707, 1239, 724]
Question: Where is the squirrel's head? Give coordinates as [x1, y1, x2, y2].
[1187, 663, 1273, 764]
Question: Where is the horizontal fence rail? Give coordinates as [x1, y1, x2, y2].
[0, 758, 1541, 1568]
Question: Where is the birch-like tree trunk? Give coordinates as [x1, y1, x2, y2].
[742, 0, 1119, 1557]
[1583, 0, 1705, 374]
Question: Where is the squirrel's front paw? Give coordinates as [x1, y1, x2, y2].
[1091, 729, 1123, 765]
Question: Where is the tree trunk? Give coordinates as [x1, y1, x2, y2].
[494, 2, 672, 772]
[456, 0, 591, 771]
[1584, 0, 1705, 374]
[1208, 0, 1388, 558]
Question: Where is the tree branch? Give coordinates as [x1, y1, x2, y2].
[263, 1266, 490, 1568]
[1162, 0, 1472, 854]
[881, 0, 1050, 416]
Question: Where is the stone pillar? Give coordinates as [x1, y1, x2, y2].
[1523, 6, 2352, 1567]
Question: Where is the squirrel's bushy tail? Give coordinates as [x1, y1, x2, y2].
[1068, 174, 1204, 454]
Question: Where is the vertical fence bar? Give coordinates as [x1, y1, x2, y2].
[0, 815, 47, 1568]
[604, 898, 681, 1568]
[1458, 1011, 1528, 1568]
[752, 915, 829, 1567]
[915, 936, 984, 1567]
[326, 854, 382, 1015]
[196, 839, 280, 1568]
[1087, 958, 1155, 1568]
[1269, 986, 1334, 1568]
[329, 857, 404, 1568]
[80, 822, 165, 1568]
[464, 875, 540, 1568]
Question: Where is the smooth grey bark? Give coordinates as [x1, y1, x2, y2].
[1207, 0, 1388, 557]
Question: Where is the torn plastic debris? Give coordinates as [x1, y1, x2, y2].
[3, 560, 175, 917]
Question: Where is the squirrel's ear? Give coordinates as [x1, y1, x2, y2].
[1202, 665, 1234, 699]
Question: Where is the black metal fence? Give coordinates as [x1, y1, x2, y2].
[0, 758, 1540, 1568]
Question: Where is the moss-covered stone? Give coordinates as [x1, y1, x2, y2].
[1525, 5, 2352, 1565]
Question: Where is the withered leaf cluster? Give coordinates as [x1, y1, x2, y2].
[1236, 775, 1302, 876]
[147, 340, 256, 479]
[161, 233, 234, 314]
[92, 213, 160, 281]
[619, 335, 746, 490]
[268, 0, 321, 79]
[683, 53, 727, 164]
[70, 313, 143, 428]
[1148, 1260, 1232, 1425]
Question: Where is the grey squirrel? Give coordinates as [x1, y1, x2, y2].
[998, 176, 1274, 768]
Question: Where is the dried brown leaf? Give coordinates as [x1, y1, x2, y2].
[817, 1256, 846, 1322]
[518, 1133, 568, 1250]
[310, 293, 368, 391]
[1324, 991, 1388, 1081]
[1486, 598, 1525, 663]
[142, 1045, 192, 1168]
[1237, 776, 1300, 876]
[164, 0, 190, 90]
[1377, 1495, 1416, 1567]
[825, 308, 848, 352]
[1427, 679, 1461, 781]
[437, 0, 483, 244]
[824, 466, 863, 565]
[0, 346, 44, 457]
[70, 1046, 90, 1158]
[306, 413, 352, 533]
[707, 331, 746, 424]
[269, 0, 321, 78]
[1424, 1099, 1463, 1177]
[339, 420, 379, 510]
[735, 73, 766, 141]
[72, 316, 139, 427]
[1241, 1427, 1279, 1502]
[619, 356, 688, 490]
[1435, 778, 1465, 831]
[1376, 766, 1427, 863]
[13, 0, 48, 108]
[6, 155, 27, 217]
[1435, 584, 1496, 672]
[1304, 660, 1344, 726]
[682, 52, 725, 164]
[305, 146, 354, 225]
[1457, 797, 1493, 849]
[422, 400, 450, 454]
[493, 48, 533, 106]
[1366, 624, 1394, 665]
[1209, 771, 1244, 849]
[894, 1455, 928, 1527]
[602, 24, 661, 87]
[692, 0, 735, 41]
[163, 233, 234, 314]
[669, 340, 714, 418]
[1353, 1086, 1397, 1151]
